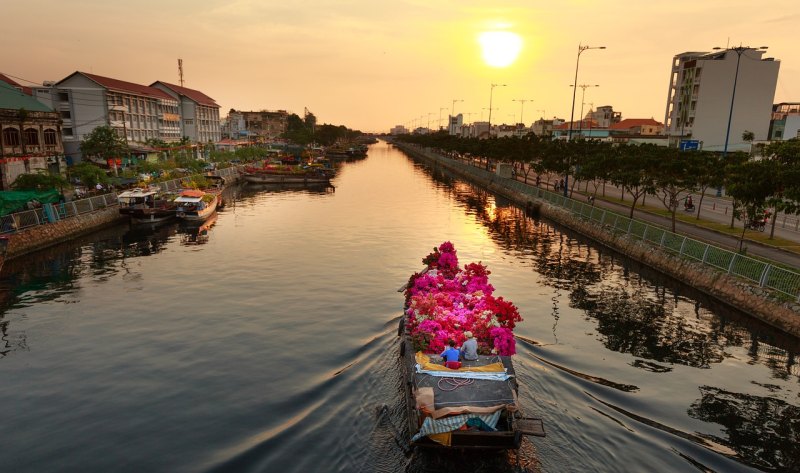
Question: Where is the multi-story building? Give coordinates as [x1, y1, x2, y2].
[768, 102, 800, 141]
[151, 82, 221, 144]
[664, 48, 780, 152]
[586, 105, 621, 128]
[531, 118, 563, 137]
[33, 72, 181, 162]
[0, 81, 65, 189]
[447, 114, 463, 135]
[229, 109, 289, 142]
[390, 125, 409, 135]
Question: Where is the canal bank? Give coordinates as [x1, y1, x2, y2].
[390, 140, 800, 338]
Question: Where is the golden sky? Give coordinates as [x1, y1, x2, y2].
[3, 0, 799, 133]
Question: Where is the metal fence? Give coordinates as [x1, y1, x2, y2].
[411, 145, 800, 302]
[0, 166, 243, 235]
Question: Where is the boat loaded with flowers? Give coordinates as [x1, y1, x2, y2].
[173, 189, 218, 222]
[399, 242, 545, 449]
[117, 187, 177, 224]
[242, 163, 332, 184]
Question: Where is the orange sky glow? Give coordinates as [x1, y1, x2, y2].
[3, 1, 799, 133]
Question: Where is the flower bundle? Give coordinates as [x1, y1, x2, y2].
[404, 242, 522, 356]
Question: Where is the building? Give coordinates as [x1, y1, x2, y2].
[151, 82, 221, 144]
[390, 125, 409, 135]
[448, 114, 463, 135]
[609, 118, 664, 136]
[33, 72, 181, 162]
[531, 118, 563, 137]
[551, 119, 608, 140]
[768, 102, 800, 141]
[230, 109, 289, 142]
[0, 73, 33, 96]
[586, 105, 621, 128]
[664, 48, 780, 152]
[0, 81, 65, 190]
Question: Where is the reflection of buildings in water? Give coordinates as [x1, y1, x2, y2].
[417, 161, 800, 380]
[179, 213, 217, 246]
[688, 385, 800, 472]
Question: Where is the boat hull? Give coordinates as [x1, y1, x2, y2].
[176, 196, 218, 222]
[243, 173, 330, 184]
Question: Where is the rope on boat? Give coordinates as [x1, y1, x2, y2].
[437, 377, 475, 391]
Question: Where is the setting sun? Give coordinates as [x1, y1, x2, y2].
[478, 31, 522, 68]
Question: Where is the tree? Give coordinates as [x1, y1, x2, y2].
[68, 162, 110, 188]
[726, 159, 776, 250]
[11, 170, 69, 192]
[652, 147, 699, 232]
[80, 126, 128, 162]
[608, 144, 657, 218]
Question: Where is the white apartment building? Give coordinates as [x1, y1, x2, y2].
[33, 72, 181, 162]
[664, 48, 780, 152]
[448, 114, 463, 135]
[151, 82, 221, 144]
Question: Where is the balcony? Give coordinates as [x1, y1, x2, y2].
[109, 104, 128, 113]
[110, 120, 126, 128]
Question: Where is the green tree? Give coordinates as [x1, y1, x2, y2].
[651, 147, 699, 232]
[726, 159, 776, 250]
[608, 144, 658, 218]
[68, 162, 110, 188]
[80, 126, 129, 162]
[11, 170, 69, 192]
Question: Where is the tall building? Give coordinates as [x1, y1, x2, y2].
[768, 102, 800, 141]
[230, 109, 288, 142]
[150, 82, 221, 143]
[664, 48, 780, 152]
[33, 72, 181, 162]
[448, 114, 463, 135]
[586, 105, 621, 128]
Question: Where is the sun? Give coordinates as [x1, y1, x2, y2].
[478, 31, 522, 68]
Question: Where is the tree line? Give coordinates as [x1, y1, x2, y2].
[397, 132, 800, 243]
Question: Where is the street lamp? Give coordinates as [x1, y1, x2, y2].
[565, 43, 605, 196]
[488, 83, 507, 135]
[712, 45, 767, 196]
[512, 99, 533, 125]
[451, 99, 464, 117]
[439, 107, 448, 131]
[570, 84, 599, 137]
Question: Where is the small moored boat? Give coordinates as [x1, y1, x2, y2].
[174, 189, 218, 222]
[399, 242, 545, 450]
[117, 187, 176, 224]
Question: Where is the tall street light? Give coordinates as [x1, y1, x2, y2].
[565, 43, 605, 196]
[488, 83, 507, 135]
[512, 99, 533, 125]
[451, 99, 464, 117]
[439, 107, 448, 131]
[570, 84, 599, 137]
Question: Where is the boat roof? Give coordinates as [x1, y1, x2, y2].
[117, 188, 159, 198]
[179, 189, 205, 198]
[174, 196, 202, 203]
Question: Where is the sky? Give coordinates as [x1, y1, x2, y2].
[3, 0, 799, 133]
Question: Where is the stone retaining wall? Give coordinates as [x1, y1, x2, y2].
[5, 207, 126, 260]
[394, 142, 800, 338]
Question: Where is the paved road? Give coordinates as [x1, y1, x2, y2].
[507, 169, 800, 270]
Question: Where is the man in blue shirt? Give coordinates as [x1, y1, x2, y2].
[440, 340, 461, 369]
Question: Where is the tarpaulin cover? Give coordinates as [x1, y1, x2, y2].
[0, 190, 60, 216]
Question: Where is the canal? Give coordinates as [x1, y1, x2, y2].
[0, 141, 797, 473]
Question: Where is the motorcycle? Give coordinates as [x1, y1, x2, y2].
[745, 218, 766, 232]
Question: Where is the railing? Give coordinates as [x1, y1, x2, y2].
[0, 166, 243, 235]
[409, 144, 800, 302]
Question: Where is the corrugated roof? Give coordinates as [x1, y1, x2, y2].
[152, 81, 219, 107]
[65, 72, 175, 101]
[0, 81, 53, 112]
[609, 118, 663, 130]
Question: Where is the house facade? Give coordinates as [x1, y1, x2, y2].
[0, 81, 65, 190]
[151, 82, 221, 144]
[664, 48, 780, 152]
[768, 102, 800, 141]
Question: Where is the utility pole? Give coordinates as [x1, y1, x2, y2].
[178, 59, 184, 86]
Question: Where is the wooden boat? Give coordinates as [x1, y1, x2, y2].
[173, 189, 218, 222]
[398, 242, 545, 450]
[0, 235, 8, 272]
[242, 164, 331, 184]
[117, 187, 176, 224]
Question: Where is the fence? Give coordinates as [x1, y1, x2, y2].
[0, 166, 243, 235]
[411, 145, 800, 302]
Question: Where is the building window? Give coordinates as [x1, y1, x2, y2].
[61, 110, 71, 119]
[63, 128, 74, 136]
[2, 128, 20, 146]
[58, 92, 69, 102]
[44, 129, 58, 145]
[24, 128, 39, 145]
[185, 119, 194, 125]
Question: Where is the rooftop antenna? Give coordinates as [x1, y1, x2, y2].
[178, 58, 184, 86]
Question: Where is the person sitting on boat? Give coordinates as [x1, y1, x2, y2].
[440, 340, 461, 369]
[460, 331, 478, 361]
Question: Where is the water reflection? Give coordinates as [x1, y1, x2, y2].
[411, 156, 800, 380]
[179, 213, 217, 246]
[688, 385, 800, 472]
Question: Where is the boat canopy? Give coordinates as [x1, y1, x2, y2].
[174, 196, 202, 203]
[118, 188, 159, 199]
[179, 189, 205, 198]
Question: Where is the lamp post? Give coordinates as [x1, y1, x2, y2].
[439, 107, 448, 131]
[713, 45, 767, 196]
[488, 83, 507, 136]
[451, 99, 464, 118]
[512, 99, 533, 125]
[570, 84, 599, 137]
[565, 43, 605, 196]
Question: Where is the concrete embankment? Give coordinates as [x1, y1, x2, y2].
[392, 141, 800, 338]
[5, 206, 125, 260]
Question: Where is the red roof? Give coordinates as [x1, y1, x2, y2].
[609, 118, 663, 130]
[68, 72, 175, 101]
[553, 119, 598, 130]
[151, 81, 219, 108]
[0, 73, 32, 95]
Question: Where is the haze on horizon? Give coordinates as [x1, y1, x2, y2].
[3, 0, 799, 133]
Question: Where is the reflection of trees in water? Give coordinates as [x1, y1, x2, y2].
[415, 159, 799, 378]
[688, 386, 799, 472]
